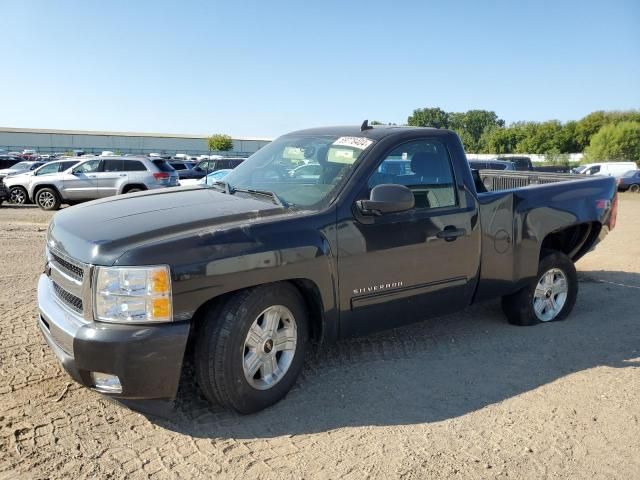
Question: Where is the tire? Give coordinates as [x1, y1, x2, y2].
[124, 187, 143, 194]
[35, 188, 61, 211]
[9, 186, 28, 205]
[195, 283, 309, 414]
[629, 184, 640, 193]
[501, 250, 578, 326]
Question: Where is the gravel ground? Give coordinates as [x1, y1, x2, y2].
[0, 196, 639, 479]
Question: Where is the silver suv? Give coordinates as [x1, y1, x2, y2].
[28, 156, 179, 210]
[3, 159, 80, 204]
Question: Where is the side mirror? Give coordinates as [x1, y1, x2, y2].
[356, 184, 415, 216]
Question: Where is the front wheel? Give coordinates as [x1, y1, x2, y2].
[501, 250, 578, 326]
[195, 283, 308, 414]
[10, 186, 28, 204]
[35, 188, 61, 211]
[629, 184, 640, 193]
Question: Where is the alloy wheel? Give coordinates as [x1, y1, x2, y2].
[10, 188, 26, 204]
[242, 305, 297, 390]
[38, 191, 55, 209]
[533, 268, 568, 321]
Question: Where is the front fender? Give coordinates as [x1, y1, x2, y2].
[115, 212, 339, 341]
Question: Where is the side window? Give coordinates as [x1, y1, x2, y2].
[34, 163, 60, 176]
[586, 166, 601, 175]
[74, 160, 101, 174]
[123, 160, 147, 171]
[59, 161, 77, 171]
[367, 139, 457, 209]
[103, 159, 124, 172]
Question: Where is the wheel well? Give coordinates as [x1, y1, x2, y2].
[122, 184, 147, 193]
[33, 184, 61, 199]
[540, 222, 601, 261]
[185, 279, 325, 356]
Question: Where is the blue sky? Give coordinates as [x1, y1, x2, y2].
[1, 0, 639, 138]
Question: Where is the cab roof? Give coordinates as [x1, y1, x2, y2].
[283, 125, 453, 141]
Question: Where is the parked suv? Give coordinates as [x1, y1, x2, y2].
[4, 159, 79, 204]
[0, 160, 46, 180]
[193, 157, 245, 175]
[468, 159, 516, 171]
[30, 156, 179, 210]
[169, 160, 203, 180]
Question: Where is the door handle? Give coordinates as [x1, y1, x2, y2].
[436, 227, 466, 242]
[87, 175, 96, 178]
[119, 174, 126, 177]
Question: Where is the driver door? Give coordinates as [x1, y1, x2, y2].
[337, 137, 481, 337]
[62, 159, 101, 199]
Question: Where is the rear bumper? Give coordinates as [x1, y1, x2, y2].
[38, 274, 190, 401]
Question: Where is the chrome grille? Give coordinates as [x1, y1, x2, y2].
[51, 251, 84, 281]
[52, 281, 83, 314]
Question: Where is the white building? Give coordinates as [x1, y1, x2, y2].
[0, 127, 272, 157]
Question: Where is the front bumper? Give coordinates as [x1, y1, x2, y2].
[37, 274, 190, 401]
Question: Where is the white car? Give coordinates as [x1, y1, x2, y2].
[579, 162, 638, 178]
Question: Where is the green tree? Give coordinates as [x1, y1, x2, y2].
[516, 120, 564, 154]
[407, 107, 450, 129]
[557, 120, 580, 153]
[584, 121, 640, 162]
[481, 125, 526, 154]
[449, 110, 504, 152]
[575, 110, 640, 151]
[207, 134, 234, 152]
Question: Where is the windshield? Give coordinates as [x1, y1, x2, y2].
[622, 169, 638, 177]
[11, 162, 29, 170]
[218, 134, 374, 207]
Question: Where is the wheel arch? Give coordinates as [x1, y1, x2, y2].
[185, 278, 332, 358]
[121, 184, 148, 194]
[32, 183, 62, 201]
[540, 221, 602, 262]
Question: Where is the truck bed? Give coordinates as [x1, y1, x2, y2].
[474, 169, 590, 192]
[470, 170, 617, 302]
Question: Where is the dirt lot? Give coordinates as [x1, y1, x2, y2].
[1, 196, 639, 480]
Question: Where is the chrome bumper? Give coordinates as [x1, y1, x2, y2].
[38, 274, 86, 357]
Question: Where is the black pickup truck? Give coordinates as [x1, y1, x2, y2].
[38, 125, 618, 414]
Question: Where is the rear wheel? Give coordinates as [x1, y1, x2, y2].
[629, 184, 640, 193]
[195, 283, 308, 414]
[501, 250, 578, 326]
[35, 188, 61, 211]
[9, 186, 28, 204]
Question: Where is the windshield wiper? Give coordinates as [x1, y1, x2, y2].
[211, 180, 234, 195]
[234, 188, 289, 208]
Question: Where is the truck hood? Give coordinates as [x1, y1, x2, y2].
[47, 186, 287, 265]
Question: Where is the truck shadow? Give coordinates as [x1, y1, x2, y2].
[154, 270, 640, 439]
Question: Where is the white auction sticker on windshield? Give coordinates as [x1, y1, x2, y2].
[332, 136, 374, 150]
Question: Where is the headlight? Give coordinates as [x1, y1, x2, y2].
[93, 266, 172, 323]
